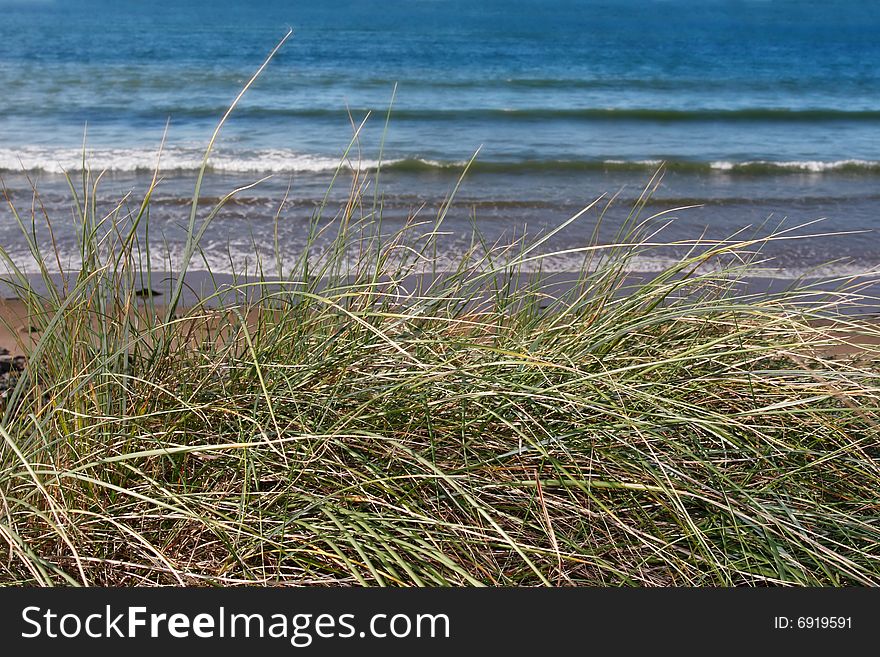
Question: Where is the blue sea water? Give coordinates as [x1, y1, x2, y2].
[1, 0, 879, 276]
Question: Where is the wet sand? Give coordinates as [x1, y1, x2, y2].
[0, 298, 39, 357]
[2, 267, 879, 364]
[3, 296, 880, 365]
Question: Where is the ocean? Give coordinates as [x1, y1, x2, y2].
[1, 0, 879, 278]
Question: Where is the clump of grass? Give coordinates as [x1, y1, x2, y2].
[1, 41, 879, 586]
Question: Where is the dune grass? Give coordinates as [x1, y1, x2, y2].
[1, 44, 880, 586]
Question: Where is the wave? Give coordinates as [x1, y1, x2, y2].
[148, 106, 880, 123]
[3, 147, 880, 177]
[708, 159, 880, 174]
[326, 106, 880, 123]
[382, 158, 880, 175]
[2, 245, 875, 281]
[0, 147, 377, 174]
[12, 106, 880, 124]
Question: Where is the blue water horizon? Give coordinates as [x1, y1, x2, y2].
[0, 0, 878, 276]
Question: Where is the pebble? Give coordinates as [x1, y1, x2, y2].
[134, 288, 163, 298]
[0, 348, 26, 392]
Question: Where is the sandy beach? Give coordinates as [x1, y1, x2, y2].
[0, 297, 38, 357]
[4, 268, 880, 361]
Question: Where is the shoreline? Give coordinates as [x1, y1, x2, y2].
[4, 270, 880, 361]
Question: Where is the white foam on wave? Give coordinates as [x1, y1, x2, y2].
[710, 159, 880, 172]
[603, 159, 664, 167]
[0, 146, 388, 174]
[210, 150, 385, 173]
